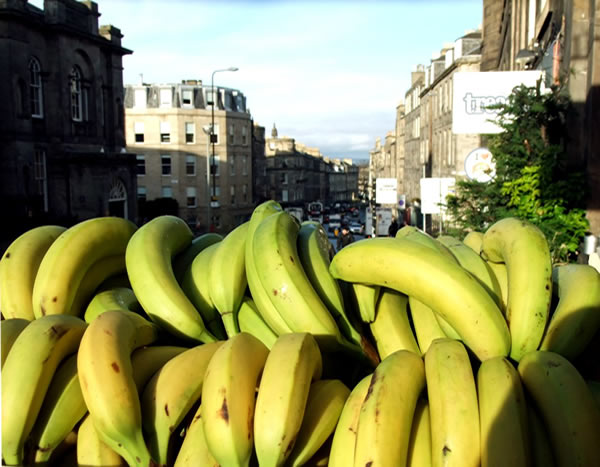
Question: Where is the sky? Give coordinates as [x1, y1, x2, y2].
[32, 0, 483, 161]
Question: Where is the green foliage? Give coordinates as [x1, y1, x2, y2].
[445, 80, 588, 264]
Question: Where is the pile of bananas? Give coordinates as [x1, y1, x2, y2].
[1, 200, 600, 466]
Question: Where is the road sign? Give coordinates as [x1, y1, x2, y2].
[375, 178, 397, 204]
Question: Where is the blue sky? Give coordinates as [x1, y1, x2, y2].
[32, 0, 483, 161]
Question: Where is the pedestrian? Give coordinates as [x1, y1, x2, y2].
[388, 217, 399, 237]
[337, 222, 354, 251]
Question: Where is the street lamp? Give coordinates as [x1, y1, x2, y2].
[209, 67, 239, 217]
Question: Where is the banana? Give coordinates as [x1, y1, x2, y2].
[486, 260, 509, 313]
[32, 217, 136, 318]
[77, 310, 158, 466]
[425, 338, 480, 467]
[142, 341, 223, 466]
[254, 332, 323, 467]
[330, 238, 510, 361]
[252, 211, 347, 352]
[172, 232, 223, 282]
[286, 379, 351, 467]
[77, 414, 125, 467]
[539, 264, 600, 360]
[354, 350, 425, 467]
[174, 409, 219, 467]
[370, 288, 420, 358]
[351, 282, 380, 324]
[84, 286, 140, 323]
[527, 403, 556, 467]
[208, 221, 250, 337]
[245, 200, 292, 335]
[126, 215, 217, 344]
[130, 345, 189, 393]
[477, 356, 530, 467]
[238, 296, 278, 349]
[481, 217, 552, 361]
[1, 318, 29, 368]
[180, 241, 227, 340]
[587, 380, 600, 409]
[462, 230, 484, 253]
[29, 353, 87, 463]
[408, 296, 448, 354]
[0, 225, 66, 320]
[406, 398, 432, 467]
[1, 314, 87, 465]
[518, 350, 600, 467]
[201, 333, 269, 467]
[297, 221, 364, 346]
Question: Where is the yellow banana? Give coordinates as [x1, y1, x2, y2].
[254, 332, 323, 467]
[477, 356, 530, 467]
[142, 341, 223, 466]
[370, 288, 420, 358]
[486, 260, 509, 313]
[540, 264, 600, 360]
[330, 238, 510, 360]
[1, 318, 29, 368]
[77, 310, 158, 466]
[408, 296, 448, 354]
[425, 338, 480, 467]
[351, 282, 380, 323]
[237, 296, 278, 349]
[286, 379, 350, 467]
[32, 217, 136, 318]
[201, 333, 269, 467]
[208, 221, 250, 337]
[29, 353, 87, 463]
[518, 350, 600, 467]
[174, 409, 219, 467]
[587, 380, 600, 409]
[1, 314, 87, 465]
[245, 200, 292, 334]
[328, 374, 372, 467]
[527, 403, 556, 467]
[77, 414, 125, 467]
[0, 225, 66, 320]
[130, 345, 189, 393]
[172, 232, 223, 282]
[126, 215, 217, 344]
[462, 230, 483, 253]
[406, 398, 432, 467]
[354, 350, 425, 467]
[481, 217, 552, 361]
[83, 286, 140, 323]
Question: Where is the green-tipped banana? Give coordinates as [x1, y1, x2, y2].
[481, 217, 552, 361]
[370, 288, 420, 358]
[1, 314, 87, 465]
[407, 398, 432, 467]
[130, 345, 189, 393]
[174, 409, 219, 467]
[208, 221, 250, 337]
[408, 296, 448, 354]
[330, 238, 510, 361]
[0, 225, 66, 320]
[201, 333, 269, 467]
[254, 333, 323, 467]
[29, 354, 87, 463]
[286, 379, 351, 467]
[518, 350, 600, 467]
[172, 232, 223, 282]
[540, 264, 600, 360]
[32, 217, 136, 318]
[245, 200, 292, 334]
[126, 215, 217, 344]
[77, 414, 125, 467]
[1, 318, 29, 368]
[462, 230, 483, 253]
[84, 287, 140, 323]
[354, 350, 426, 467]
[351, 283, 380, 324]
[142, 342, 223, 465]
[238, 297, 278, 349]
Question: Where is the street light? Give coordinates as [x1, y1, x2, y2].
[209, 67, 239, 218]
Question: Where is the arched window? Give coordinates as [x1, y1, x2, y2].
[70, 66, 82, 121]
[29, 57, 43, 118]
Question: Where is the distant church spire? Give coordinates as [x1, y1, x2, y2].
[271, 123, 278, 138]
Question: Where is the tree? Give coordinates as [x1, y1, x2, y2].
[445, 80, 589, 264]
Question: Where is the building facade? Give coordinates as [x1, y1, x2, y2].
[124, 80, 254, 233]
[0, 0, 136, 247]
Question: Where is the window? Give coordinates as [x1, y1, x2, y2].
[282, 189, 289, 202]
[185, 122, 195, 143]
[70, 66, 83, 121]
[242, 155, 248, 175]
[186, 154, 196, 175]
[34, 149, 48, 212]
[134, 89, 147, 108]
[137, 186, 146, 201]
[241, 126, 248, 145]
[29, 58, 43, 118]
[186, 187, 197, 207]
[230, 185, 235, 204]
[161, 155, 171, 175]
[229, 154, 235, 176]
[161, 186, 173, 198]
[281, 173, 288, 185]
[136, 154, 145, 176]
[243, 183, 248, 202]
[134, 122, 144, 143]
[228, 124, 235, 144]
[160, 122, 171, 143]
[160, 88, 172, 107]
[182, 89, 193, 107]
[212, 154, 220, 176]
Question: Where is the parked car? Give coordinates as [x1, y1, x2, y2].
[349, 222, 364, 235]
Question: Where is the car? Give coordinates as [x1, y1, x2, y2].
[349, 222, 364, 235]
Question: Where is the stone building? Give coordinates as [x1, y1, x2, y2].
[124, 80, 254, 233]
[0, 0, 136, 246]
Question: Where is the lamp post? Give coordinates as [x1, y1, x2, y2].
[209, 67, 239, 223]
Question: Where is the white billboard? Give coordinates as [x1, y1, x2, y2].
[420, 177, 455, 214]
[452, 71, 544, 134]
[375, 178, 397, 204]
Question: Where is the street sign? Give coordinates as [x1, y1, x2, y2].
[420, 178, 455, 214]
[398, 194, 406, 209]
[375, 178, 397, 204]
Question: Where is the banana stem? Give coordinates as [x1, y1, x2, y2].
[221, 311, 240, 338]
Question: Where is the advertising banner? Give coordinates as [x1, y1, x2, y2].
[420, 177, 456, 214]
[375, 178, 398, 204]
